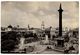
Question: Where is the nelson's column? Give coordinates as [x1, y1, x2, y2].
[56, 4, 64, 47]
[58, 3, 63, 36]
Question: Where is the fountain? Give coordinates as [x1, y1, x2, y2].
[45, 35, 49, 43]
[19, 37, 25, 50]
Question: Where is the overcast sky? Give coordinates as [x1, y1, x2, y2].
[1, 1, 79, 28]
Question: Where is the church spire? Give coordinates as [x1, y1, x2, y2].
[41, 21, 45, 30]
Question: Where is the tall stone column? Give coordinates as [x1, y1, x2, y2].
[56, 4, 64, 47]
[58, 3, 63, 36]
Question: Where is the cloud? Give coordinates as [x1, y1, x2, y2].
[1, 1, 79, 28]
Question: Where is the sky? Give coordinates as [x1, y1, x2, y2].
[1, 1, 79, 29]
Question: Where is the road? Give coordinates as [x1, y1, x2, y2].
[24, 40, 64, 54]
[15, 38, 64, 54]
[39, 50, 64, 54]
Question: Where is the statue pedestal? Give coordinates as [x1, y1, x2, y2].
[54, 37, 64, 47]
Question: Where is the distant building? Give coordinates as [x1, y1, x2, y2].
[41, 21, 45, 30]
[7, 25, 13, 31]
